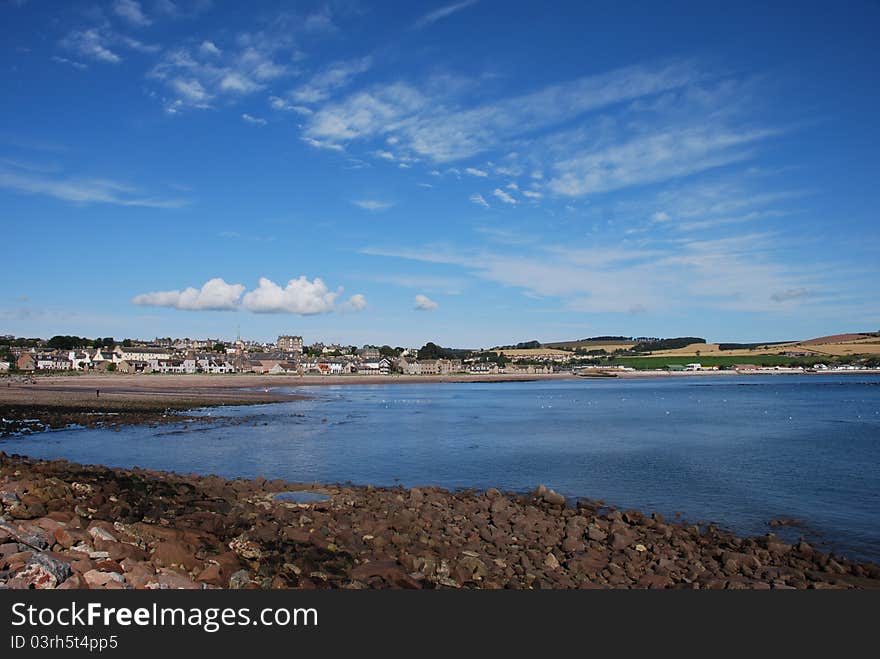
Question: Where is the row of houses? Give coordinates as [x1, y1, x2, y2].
[9, 344, 558, 376]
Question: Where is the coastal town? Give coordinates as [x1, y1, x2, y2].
[1, 332, 878, 377]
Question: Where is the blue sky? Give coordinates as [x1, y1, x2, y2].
[1, 0, 878, 347]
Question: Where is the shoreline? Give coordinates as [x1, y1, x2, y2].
[3, 370, 878, 436]
[2, 453, 878, 589]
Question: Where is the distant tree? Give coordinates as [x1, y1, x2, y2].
[418, 342, 448, 360]
[213, 343, 226, 353]
[379, 345, 399, 358]
[106, 363, 117, 372]
[121, 339, 133, 348]
[47, 335, 91, 350]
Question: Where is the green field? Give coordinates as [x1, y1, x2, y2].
[608, 355, 830, 370]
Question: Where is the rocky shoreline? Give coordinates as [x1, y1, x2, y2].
[1, 453, 878, 589]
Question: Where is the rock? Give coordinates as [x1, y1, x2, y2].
[152, 540, 201, 572]
[544, 553, 561, 570]
[13, 553, 73, 589]
[587, 525, 607, 542]
[638, 573, 673, 589]
[610, 530, 635, 551]
[83, 569, 126, 589]
[562, 535, 585, 553]
[88, 526, 117, 543]
[229, 534, 262, 560]
[53, 527, 87, 549]
[228, 569, 258, 589]
[351, 560, 422, 588]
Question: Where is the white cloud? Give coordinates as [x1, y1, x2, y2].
[352, 199, 393, 211]
[132, 278, 244, 310]
[0, 165, 188, 208]
[304, 60, 700, 163]
[114, 0, 151, 27]
[242, 276, 340, 315]
[290, 57, 372, 104]
[522, 190, 542, 199]
[171, 78, 210, 104]
[413, 0, 479, 29]
[269, 96, 312, 114]
[547, 126, 778, 197]
[492, 188, 517, 205]
[304, 5, 337, 32]
[60, 29, 121, 63]
[51, 56, 87, 70]
[200, 40, 221, 57]
[148, 38, 291, 112]
[220, 72, 262, 94]
[652, 211, 670, 222]
[465, 167, 488, 177]
[342, 293, 368, 311]
[242, 113, 267, 125]
[414, 294, 439, 310]
[301, 137, 345, 152]
[469, 193, 489, 208]
[362, 227, 822, 315]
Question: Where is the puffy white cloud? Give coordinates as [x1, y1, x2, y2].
[132, 278, 244, 310]
[342, 293, 368, 311]
[465, 167, 488, 177]
[200, 40, 221, 57]
[242, 276, 340, 314]
[242, 113, 267, 125]
[414, 294, 439, 310]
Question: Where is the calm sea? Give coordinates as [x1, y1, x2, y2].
[3, 375, 879, 561]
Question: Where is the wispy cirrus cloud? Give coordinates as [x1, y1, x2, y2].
[302, 60, 703, 164]
[60, 29, 122, 63]
[469, 193, 489, 207]
[113, 0, 151, 27]
[492, 187, 517, 205]
[0, 162, 188, 208]
[352, 199, 393, 211]
[361, 228, 829, 315]
[288, 57, 373, 104]
[413, 0, 479, 29]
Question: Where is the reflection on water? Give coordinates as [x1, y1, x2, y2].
[2, 375, 879, 561]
